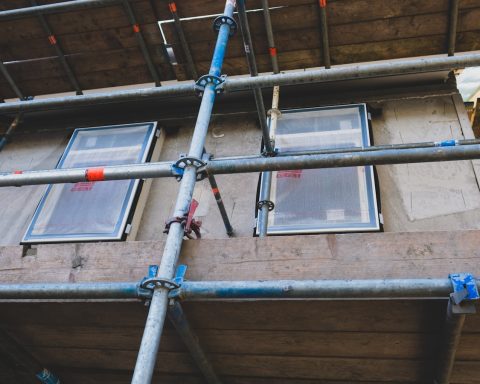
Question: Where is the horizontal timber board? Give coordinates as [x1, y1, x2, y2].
[27, 345, 433, 381]
[3, 324, 439, 359]
[2, 230, 480, 283]
[0, 301, 446, 332]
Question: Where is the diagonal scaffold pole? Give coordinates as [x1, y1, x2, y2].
[130, 1, 237, 383]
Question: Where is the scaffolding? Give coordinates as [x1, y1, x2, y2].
[0, 1, 479, 384]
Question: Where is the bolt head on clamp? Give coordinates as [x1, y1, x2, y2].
[212, 15, 237, 36]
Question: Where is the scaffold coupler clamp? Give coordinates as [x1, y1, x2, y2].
[262, 147, 278, 157]
[140, 265, 187, 305]
[194, 74, 227, 97]
[213, 14, 237, 36]
[163, 199, 202, 239]
[36, 369, 60, 384]
[449, 273, 479, 314]
[172, 153, 207, 181]
[257, 200, 275, 211]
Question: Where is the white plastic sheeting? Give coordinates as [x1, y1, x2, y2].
[261, 104, 379, 234]
[23, 123, 156, 243]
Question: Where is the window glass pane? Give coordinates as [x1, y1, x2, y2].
[23, 123, 156, 243]
[261, 104, 379, 234]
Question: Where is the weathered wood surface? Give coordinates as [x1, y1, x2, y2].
[1, 0, 480, 98]
[2, 230, 480, 283]
[0, 299, 478, 383]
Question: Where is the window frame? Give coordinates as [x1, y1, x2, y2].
[257, 103, 380, 235]
[22, 122, 157, 244]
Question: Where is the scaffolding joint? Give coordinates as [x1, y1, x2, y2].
[213, 15, 237, 36]
[164, 199, 202, 239]
[141, 265, 187, 297]
[257, 200, 275, 211]
[262, 147, 278, 157]
[194, 74, 226, 97]
[449, 273, 479, 314]
[36, 368, 60, 384]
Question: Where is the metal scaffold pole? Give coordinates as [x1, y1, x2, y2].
[257, 0, 280, 237]
[2, 140, 480, 188]
[0, 54, 480, 114]
[130, 1, 236, 383]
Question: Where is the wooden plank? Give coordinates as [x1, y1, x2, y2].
[25, 345, 431, 382]
[3, 324, 437, 359]
[3, 231, 480, 284]
[4, 324, 186, 352]
[53, 368, 204, 384]
[182, 300, 446, 333]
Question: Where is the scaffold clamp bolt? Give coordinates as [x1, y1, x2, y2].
[213, 15, 237, 36]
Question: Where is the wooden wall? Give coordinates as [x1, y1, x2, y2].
[1, 0, 480, 98]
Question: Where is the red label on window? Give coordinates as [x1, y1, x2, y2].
[277, 170, 303, 178]
[71, 182, 95, 192]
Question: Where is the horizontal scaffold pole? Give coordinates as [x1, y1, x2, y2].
[0, 0, 123, 20]
[0, 54, 480, 114]
[0, 282, 148, 300]
[2, 141, 480, 187]
[0, 278, 476, 301]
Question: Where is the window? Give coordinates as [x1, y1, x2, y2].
[22, 122, 157, 243]
[258, 104, 379, 235]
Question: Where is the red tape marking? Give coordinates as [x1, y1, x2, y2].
[319, 0, 327, 7]
[85, 167, 105, 182]
[168, 2, 177, 12]
[212, 187, 219, 194]
[269, 47, 277, 57]
[133, 24, 141, 33]
[48, 35, 57, 45]
[13, 170, 23, 174]
[277, 170, 303, 179]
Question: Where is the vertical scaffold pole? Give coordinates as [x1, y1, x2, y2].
[130, 1, 236, 383]
[257, 0, 280, 237]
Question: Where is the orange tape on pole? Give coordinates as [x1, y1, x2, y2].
[168, 2, 177, 13]
[48, 35, 57, 45]
[85, 167, 105, 182]
[212, 187, 219, 194]
[269, 47, 277, 57]
[133, 24, 141, 33]
[319, 0, 327, 7]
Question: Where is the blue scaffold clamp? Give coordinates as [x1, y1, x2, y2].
[449, 273, 479, 314]
[36, 369, 60, 384]
[168, 264, 187, 300]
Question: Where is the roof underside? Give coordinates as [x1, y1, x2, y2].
[1, 0, 480, 99]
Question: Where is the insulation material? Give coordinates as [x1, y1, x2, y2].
[22, 123, 156, 243]
[263, 104, 379, 234]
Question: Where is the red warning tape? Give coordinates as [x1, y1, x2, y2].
[48, 35, 57, 45]
[85, 167, 105, 182]
[212, 187, 219, 194]
[319, 0, 327, 8]
[133, 24, 141, 33]
[13, 170, 23, 174]
[269, 47, 277, 57]
[168, 2, 177, 13]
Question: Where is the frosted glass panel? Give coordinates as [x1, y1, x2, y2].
[23, 123, 156, 243]
[261, 104, 379, 234]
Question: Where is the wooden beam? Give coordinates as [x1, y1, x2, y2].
[2, 230, 480, 284]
